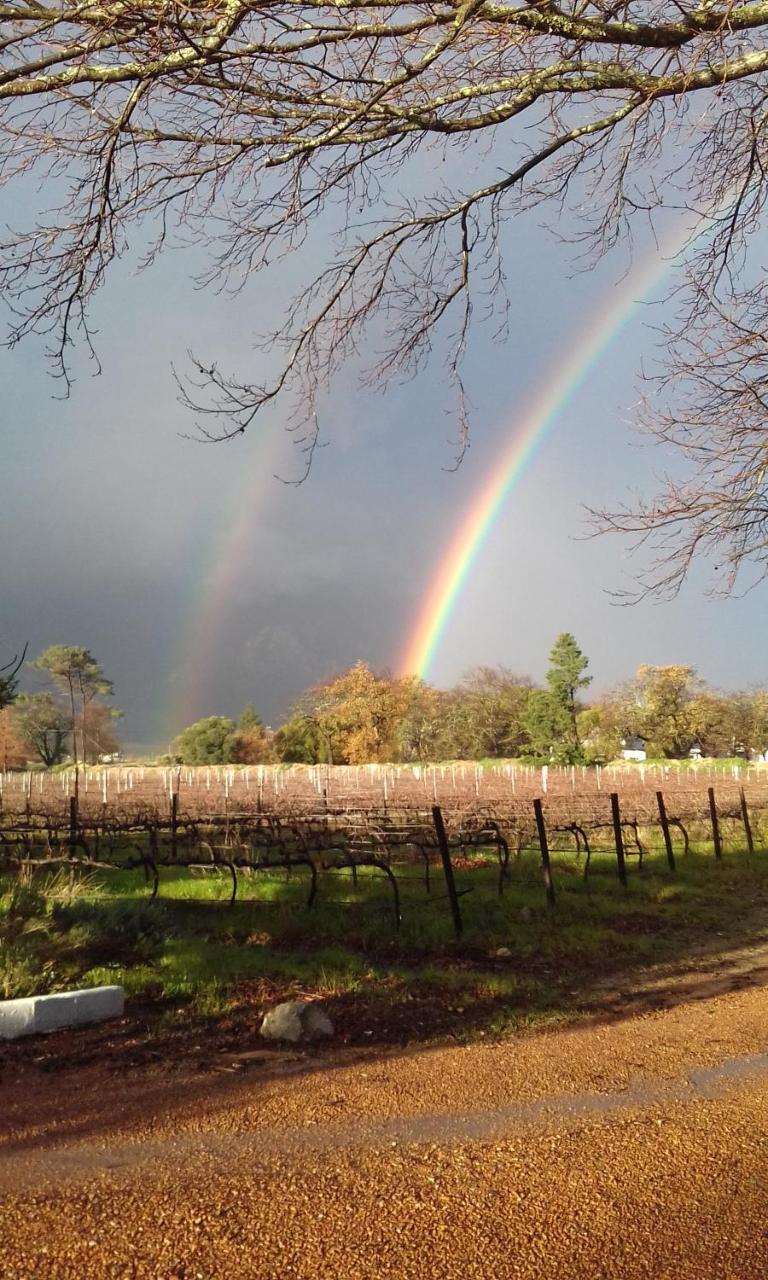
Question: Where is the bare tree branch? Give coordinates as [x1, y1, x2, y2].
[2, 0, 768, 533]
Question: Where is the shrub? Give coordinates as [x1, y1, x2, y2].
[0, 944, 54, 999]
[1, 882, 47, 925]
[0, 880, 55, 997]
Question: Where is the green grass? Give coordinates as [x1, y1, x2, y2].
[5, 841, 768, 1045]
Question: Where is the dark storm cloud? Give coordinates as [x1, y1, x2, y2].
[3, 185, 768, 747]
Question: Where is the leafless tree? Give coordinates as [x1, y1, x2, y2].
[2, 0, 768, 565]
[0, 642, 27, 709]
[594, 277, 768, 598]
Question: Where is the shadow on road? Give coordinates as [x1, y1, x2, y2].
[3, 927, 768, 1167]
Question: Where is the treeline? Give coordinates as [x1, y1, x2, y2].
[167, 634, 768, 766]
[5, 634, 768, 770]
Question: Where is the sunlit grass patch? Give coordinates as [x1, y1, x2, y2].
[5, 839, 768, 1044]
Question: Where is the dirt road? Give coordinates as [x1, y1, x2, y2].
[2, 978, 768, 1279]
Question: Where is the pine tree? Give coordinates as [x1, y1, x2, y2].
[32, 646, 113, 782]
[238, 703, 264, 732]
[546, 633, 591, 758]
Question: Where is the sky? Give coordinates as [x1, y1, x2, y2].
[2, 174, 765, 751]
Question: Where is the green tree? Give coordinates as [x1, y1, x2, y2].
[431, 668, 534, 760]
[577, 706, 623, 765]
[546, 633, 591, 758]
[173, 716, 238, 764]
[274, 715, 326, 764]
[523, 689, 574, 764]
[238, 703, 264, 733]
[32, 646, 113, 779]
[14, 694, 69, 767]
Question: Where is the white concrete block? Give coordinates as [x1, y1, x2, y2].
[0, 986, 124, 1040]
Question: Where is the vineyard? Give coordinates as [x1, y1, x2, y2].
[2, 761, 767, 930]
[4, 761, 768, 1047]
[4, 758, 767, 818]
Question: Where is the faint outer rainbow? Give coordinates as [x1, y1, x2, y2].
[400, 217, 710, 680]
[162, 452, 281, 741]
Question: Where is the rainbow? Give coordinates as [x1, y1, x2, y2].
[400, 213, 716, 680]
[162, 448, 283, 741]
[163, 200, 730, 740]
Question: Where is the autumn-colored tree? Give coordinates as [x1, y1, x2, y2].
[709, 689, 768, 759]
[577, 678, 768, 761]
[0, 708, 27, 769]
[746, 691, 768, 757]
[79, 701, 122, 763]
[232, 704, 276, 763]
[617, 664, 704, 758]
[299, 662, 408, 764]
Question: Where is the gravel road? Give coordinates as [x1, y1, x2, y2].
[2, 981, 768, 1279]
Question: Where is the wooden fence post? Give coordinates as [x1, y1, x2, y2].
[68, 794, 78, 856]
[533, 798, 556, 907]
[739, 786, 755, 855]
[656, 790, 676, 872]
[708, 787, 723, 860]
[610, 792, 627, 886]
[170, 790, 178, 861]
[432, 805, 463, 939]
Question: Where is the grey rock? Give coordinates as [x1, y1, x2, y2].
[301, 1004, 334, 1039]
[494, 947, 512, 958]
[519, 906, 532, 921]
[260, 1001, 334, 1044]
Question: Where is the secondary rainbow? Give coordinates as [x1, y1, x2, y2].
[161, 445, 284, 742]
[400, 215, 714, 680]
